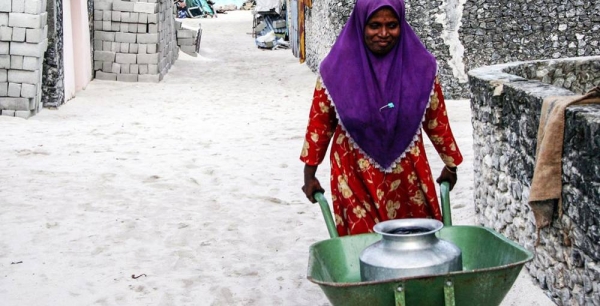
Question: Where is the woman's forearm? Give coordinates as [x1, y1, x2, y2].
[304, 164, 318, 181]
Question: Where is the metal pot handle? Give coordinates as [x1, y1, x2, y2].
[314, 182, 452, 238]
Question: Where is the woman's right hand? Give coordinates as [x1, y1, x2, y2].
[302, 165, 324, 203]
[302, 177, 324, 203]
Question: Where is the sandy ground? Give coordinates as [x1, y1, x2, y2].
[0, 11, 554, 306]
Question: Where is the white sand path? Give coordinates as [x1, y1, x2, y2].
[0, 11, 553, 306]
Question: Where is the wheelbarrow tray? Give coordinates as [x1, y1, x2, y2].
[307, 225, 533, 306]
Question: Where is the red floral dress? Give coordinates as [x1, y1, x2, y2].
[300, 77, 463, 236]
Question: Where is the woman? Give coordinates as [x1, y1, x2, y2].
[300, 0, 463, 236]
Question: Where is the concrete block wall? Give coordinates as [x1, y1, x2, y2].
[92, 0, 178, 83]
[176, 25, 199, 56]
[0, 0, 49, 118]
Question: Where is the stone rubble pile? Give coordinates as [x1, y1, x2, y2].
[93, 0, 178, 83]
[0, 0, 48, 118]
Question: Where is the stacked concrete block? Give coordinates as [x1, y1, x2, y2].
[176, 23, 200, 57]
[93, 0, 178, 83]
[0, 0, 49, 118]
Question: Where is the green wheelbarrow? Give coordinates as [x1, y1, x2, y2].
[307, 182, 534, 306]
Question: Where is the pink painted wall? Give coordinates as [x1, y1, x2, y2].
[63, 0, 92, 101]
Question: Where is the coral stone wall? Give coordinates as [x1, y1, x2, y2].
[469, 56, 600, 306]
[43, 0, 65, 108]
[504, 58, 600, 95]
[303, 0, 350, 77]
[461, 1, 600, 77]
[304, 0, 600, 99]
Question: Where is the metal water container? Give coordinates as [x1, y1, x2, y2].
[359, 219, 462, 281]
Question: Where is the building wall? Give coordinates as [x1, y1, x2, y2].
[63, 0, 93, 101]
[469, 56, 600, 305]
[0, 0, 50, 118]
[68, 0, 93, 94]
[303, 0, 600, 99]
[62, 0, 75, 100]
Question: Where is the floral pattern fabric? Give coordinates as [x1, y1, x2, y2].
[300, 77, 463, 236]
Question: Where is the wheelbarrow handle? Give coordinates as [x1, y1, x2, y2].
[440, 181, 452, 226]
[314, 182, 452, 238]
[313, 192, 339, 238]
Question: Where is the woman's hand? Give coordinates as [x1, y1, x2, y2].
[436, 166, 457, 191]
[302, 165, 325, 203]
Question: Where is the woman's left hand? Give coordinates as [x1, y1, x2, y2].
[436, 166, 457, 191]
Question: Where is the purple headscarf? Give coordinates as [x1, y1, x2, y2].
[319, 0, 437, 171]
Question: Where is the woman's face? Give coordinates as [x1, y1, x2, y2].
[364, 8, 401, 56]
